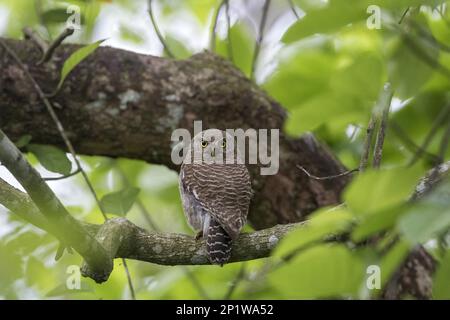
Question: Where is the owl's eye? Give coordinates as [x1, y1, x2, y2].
[221, 140, 226, 148]
[201, 140, 208, 148]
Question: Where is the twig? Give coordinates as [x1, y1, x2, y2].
[297, 165, 359, 180]
[223, 263, 246, 300]
[438, 121, 450, 163]
[210, 0, 226, 52]
[409, 104, 450, 166]
[38, 27, 74, 65]
[398, 7, 410, 24]
[121, 259, 136, 300]
[44, 168, 81, 181]
[250, 0, 271, 80]
[372, 83, 394, 168]
[0, 39, 136, 300]
[359, 112, 378, 172]
[287, 0, 300, 19]
[148, 0, 174, 58]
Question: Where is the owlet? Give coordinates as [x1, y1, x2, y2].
[179, 129, 252, 265]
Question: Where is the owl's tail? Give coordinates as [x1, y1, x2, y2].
[206, 218, 232, 266]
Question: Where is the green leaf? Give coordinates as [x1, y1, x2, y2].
[351, 206, 407, 242]
[378, 239, 410, 288]
[280, 53, 384, 135]
[344, 166, 424, 216]
[398, 180, 450, 244]
[57, 39, 106, 90]
[282, 0, 367, 43]
[433, 250, 450, 299]
[216, 23, 254, 77]
[283, 0, 443, 43]
[15, 134, 32, 148]
[269, 244, 366, 299]
[263, 47, 336, 110]
[100, 187, 140, 216]
[28, 144, 72, 175]
[398, 203, 450, 244]
[273, 207, 353, 258]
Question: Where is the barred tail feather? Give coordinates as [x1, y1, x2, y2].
[206, 218, 232, 266]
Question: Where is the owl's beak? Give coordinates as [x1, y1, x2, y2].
[210, 149, 215, 157]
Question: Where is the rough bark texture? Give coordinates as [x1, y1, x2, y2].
[0, 37, 348, 230]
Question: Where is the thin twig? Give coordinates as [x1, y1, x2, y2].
[44, 168, 81, 181]
[250, 0, 271, 80]
[398, 7, 410, 24]
[359, 112, 378, 172]
[121, 259, 136, 300]
[210, 0, 226, 52]
[372, 83, 394, 168]
[223, 263, 246, 300]
[38, 27, 75, 65]
[409, 104, 450, 166]
[0, 39, 137, 300]
[287, 0, 300, 19]
[148, 0, 174, 58]
[297, 165, 359, 180]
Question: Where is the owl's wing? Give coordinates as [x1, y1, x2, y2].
[180, 163, 252, 239]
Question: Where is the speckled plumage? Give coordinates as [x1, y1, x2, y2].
[179, 130, 252, 265]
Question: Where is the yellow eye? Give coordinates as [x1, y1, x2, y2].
[221, 140, 226, 148]
[201, 140, 208, 148]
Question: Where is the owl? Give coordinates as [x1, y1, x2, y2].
[179, 129, 252, 265]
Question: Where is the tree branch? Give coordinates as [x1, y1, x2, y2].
[0, 36, 348, 230]
[0, 175, 300, 282]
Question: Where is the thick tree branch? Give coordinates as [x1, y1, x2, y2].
[0, 176, 299, 282]
[0, 37, 348, 230]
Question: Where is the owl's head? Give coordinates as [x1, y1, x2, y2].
[190, 129, 239, 164]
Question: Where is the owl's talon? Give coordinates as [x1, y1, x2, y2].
[195, 231, 203, 240]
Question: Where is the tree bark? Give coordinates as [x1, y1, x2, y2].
[0, 37, 348, 230]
